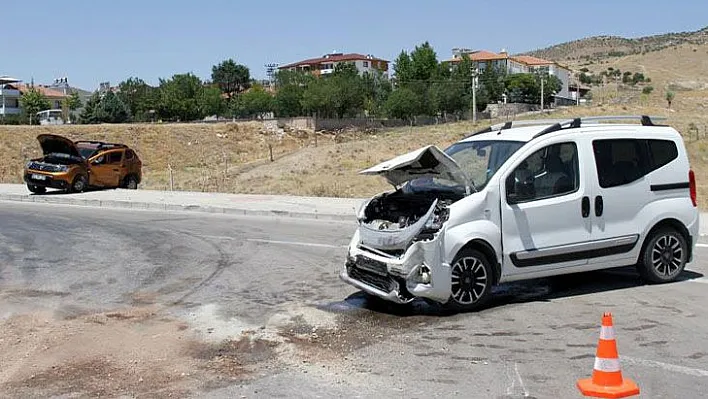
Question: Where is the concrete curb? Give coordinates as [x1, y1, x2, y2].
[1, 190, 705, 232]
[0, 193, 357, 222]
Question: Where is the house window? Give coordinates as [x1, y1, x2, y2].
[363, 61, 369, 68]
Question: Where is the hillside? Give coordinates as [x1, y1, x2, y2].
[523, 26, 708, 62]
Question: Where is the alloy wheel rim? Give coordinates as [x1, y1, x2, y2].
[75, 178, 85, 191]
[451, 256, 488, 305]
[651, 235, 683, 277]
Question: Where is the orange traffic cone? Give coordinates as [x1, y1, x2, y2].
[577, 312, 640, 398]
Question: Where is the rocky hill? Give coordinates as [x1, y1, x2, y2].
[523, 26, 708, 62]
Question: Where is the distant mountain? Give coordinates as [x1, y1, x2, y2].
[522, 26, 708, 62]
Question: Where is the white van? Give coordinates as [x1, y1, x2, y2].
[341, 116, 699, 310]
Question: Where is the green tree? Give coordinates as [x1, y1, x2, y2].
[329, 63, 365, 118]
[79, 92, 101, 124]
[211, 59, 251, 103]
[301, 77, 335, 118]
[274, 69, 313, 88]
[642, 86, 654, 94]
[61, 91, 82, 123]
[666, 90, 675, 108]
[200, 85, 227, 117]
[393, 50, 413, 85]
[537, 74, 562, 106]
[505, 74, 538, 103]
[430, 81, 465, 117]
[274, 84, 304, 117]
[579, 72, 592, 85]
[384, 88, 421, 121]
[479, 65, 507, 103]
[361, 70, 392, 117]
[94, 91, 131, 123]
[409, 42, 438, 82]
[158, 73, 206, 121]
[234, 86, 274, 118]
[118, 77, 159, 121]
[19, 87, 50, 125]
[632, 72, 646, 85]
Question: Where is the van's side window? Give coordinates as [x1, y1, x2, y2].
[647, 139, 678, 173]
[506, 142, 579, 203]
[593, 139, 677, 188]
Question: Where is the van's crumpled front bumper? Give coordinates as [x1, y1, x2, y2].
[340, 229, 451, 304]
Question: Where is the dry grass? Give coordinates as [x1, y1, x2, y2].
[0, 122, 311, 191]
[1, 109, 706, 208]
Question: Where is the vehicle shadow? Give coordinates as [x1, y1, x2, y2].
[329, 267, 705, 318]
[29, 187, 118, 196]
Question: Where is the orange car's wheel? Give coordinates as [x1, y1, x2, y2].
[124, 175, 138, 190]
[70, 175, 87, 193]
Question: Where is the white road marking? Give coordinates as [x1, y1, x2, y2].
[505, 362, 530, 397]
[689, 277, 708, 285]
[199, 234, 347, 249]
[696, 243, 708, 248]
[246, 238, 347, 249]
[621, 356, 708, 378]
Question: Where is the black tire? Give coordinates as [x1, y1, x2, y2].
[69, 175, 87, 193]
[124, 175, 138, 190]
[27, 185, 46, 194]
[637, 227, 687, 283]
[444, 248, 494, 311]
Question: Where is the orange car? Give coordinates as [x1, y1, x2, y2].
[24, 134, 142, 194]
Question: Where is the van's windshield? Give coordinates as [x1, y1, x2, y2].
[404, 140, 525, 195]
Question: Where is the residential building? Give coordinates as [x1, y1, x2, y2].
[279, 52, 389, 77]
[446, 49, 573, 102]
[0, 76, 22, 116]
[0, 77, 69, 118]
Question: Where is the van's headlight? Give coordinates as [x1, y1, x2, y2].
[56, 165, 69, 172]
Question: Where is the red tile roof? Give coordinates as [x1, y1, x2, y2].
[279, 53, 388, 69]
[512, 55, 554, 66]
[11, 84, 67, 99]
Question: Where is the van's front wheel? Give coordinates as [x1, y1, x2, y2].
[445, 249, 493, 311]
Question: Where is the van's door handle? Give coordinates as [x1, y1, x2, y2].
[595, 195, 604, 217]
[581, 196, 590, 218]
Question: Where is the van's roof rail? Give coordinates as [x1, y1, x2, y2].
[532, 115, 668, 139]
[465, 115, 667, 139]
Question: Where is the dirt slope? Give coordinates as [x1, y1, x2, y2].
[524, 26, 708, 62]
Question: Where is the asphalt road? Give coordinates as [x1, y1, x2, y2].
[1, 202, 707, 398]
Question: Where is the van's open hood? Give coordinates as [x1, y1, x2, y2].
[37, 134, 81, 158]
[359, 145, 472, 192]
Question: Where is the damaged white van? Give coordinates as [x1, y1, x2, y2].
[341, 116, 699, 310]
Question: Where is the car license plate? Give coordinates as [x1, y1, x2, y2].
[31, 174, 46, 181]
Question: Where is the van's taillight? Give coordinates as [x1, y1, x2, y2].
[689, 169, 697, 207]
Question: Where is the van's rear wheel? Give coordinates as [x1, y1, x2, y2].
[27, 185, 46, 194]
[637, 227, 687, 283]
[445, 249, 493, 311]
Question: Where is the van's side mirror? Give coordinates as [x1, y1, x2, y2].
[506, 169, 535, 204]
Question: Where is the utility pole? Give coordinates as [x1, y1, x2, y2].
[540, 76, 544, 111]
[471, 67, 479, 123]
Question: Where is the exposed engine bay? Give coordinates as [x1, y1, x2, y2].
[27, 154, 84, 172]
[358, 189, 462, 252]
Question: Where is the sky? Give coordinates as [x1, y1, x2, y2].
[3, 0, 706, 90]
